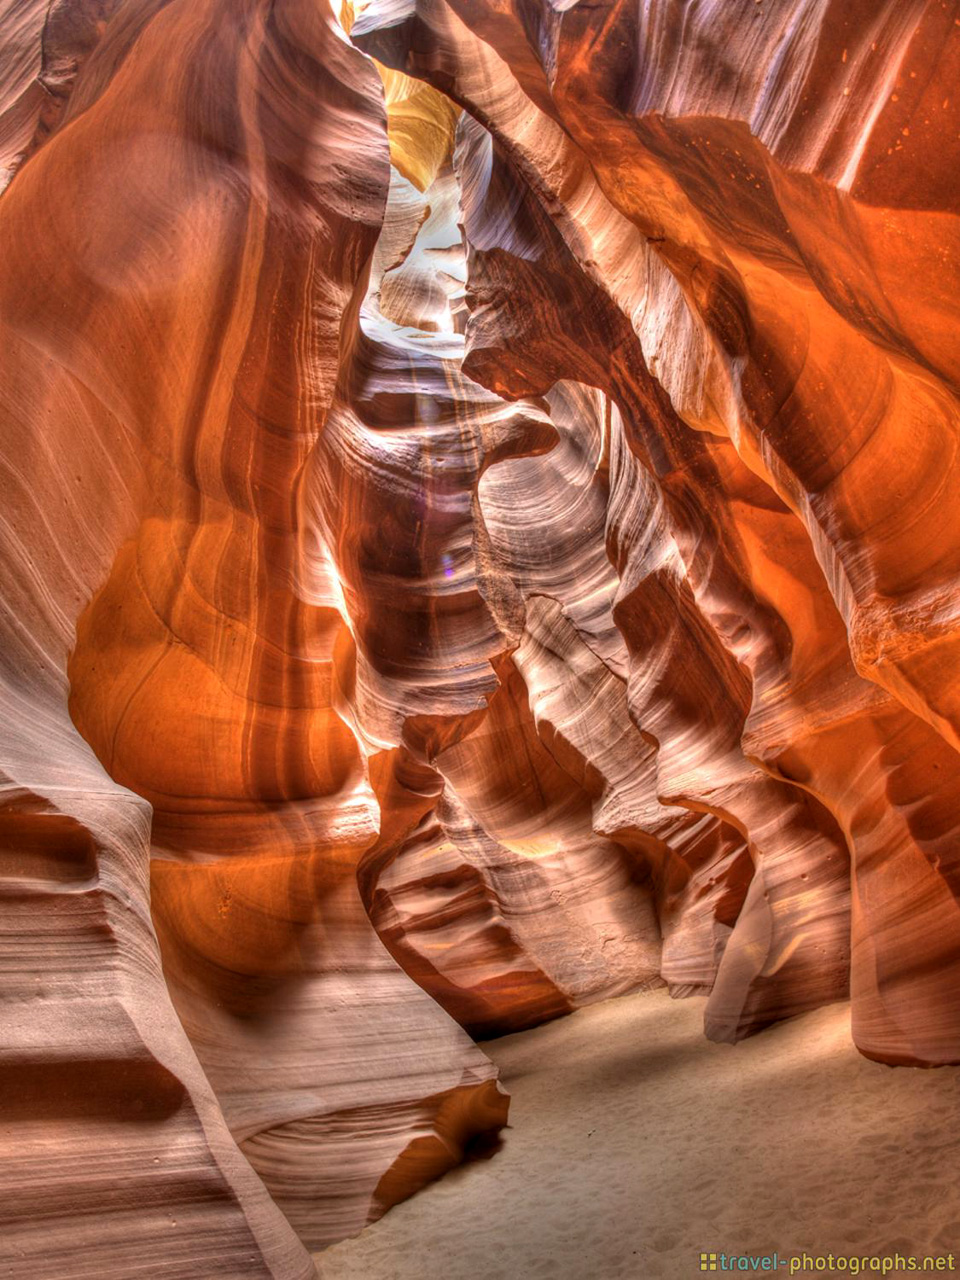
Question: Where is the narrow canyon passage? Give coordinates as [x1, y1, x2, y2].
[3, 1, 960, 1277]
[319, 990, 960, 1280]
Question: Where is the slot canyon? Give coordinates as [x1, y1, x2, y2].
[2, 1, 960, 1276]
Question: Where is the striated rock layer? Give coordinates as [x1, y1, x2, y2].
[1, 0, 959, 1274]
[352, 0, 960, 1065]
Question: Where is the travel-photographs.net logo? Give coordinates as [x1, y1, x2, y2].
[698, 1252, 956, 1275]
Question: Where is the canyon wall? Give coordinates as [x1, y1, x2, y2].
[1, 0, 959, 1274]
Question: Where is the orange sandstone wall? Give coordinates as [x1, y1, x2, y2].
[1, 1, 959, 1274]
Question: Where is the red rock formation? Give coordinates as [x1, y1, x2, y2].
[2, 0, 960, 1274]
[0, 1, 500, 1270]
[353, 0, 960, 1065]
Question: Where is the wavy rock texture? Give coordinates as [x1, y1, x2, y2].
[352, 0, 960, 1065]
[1, 0, 959, 1275]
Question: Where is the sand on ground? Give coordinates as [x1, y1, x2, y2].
[315, 990, 960, 1280]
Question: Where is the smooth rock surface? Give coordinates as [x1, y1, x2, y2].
[3, 1, 960, 1273]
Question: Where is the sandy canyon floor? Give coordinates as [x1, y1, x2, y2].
[317, 990, 960, 1280]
